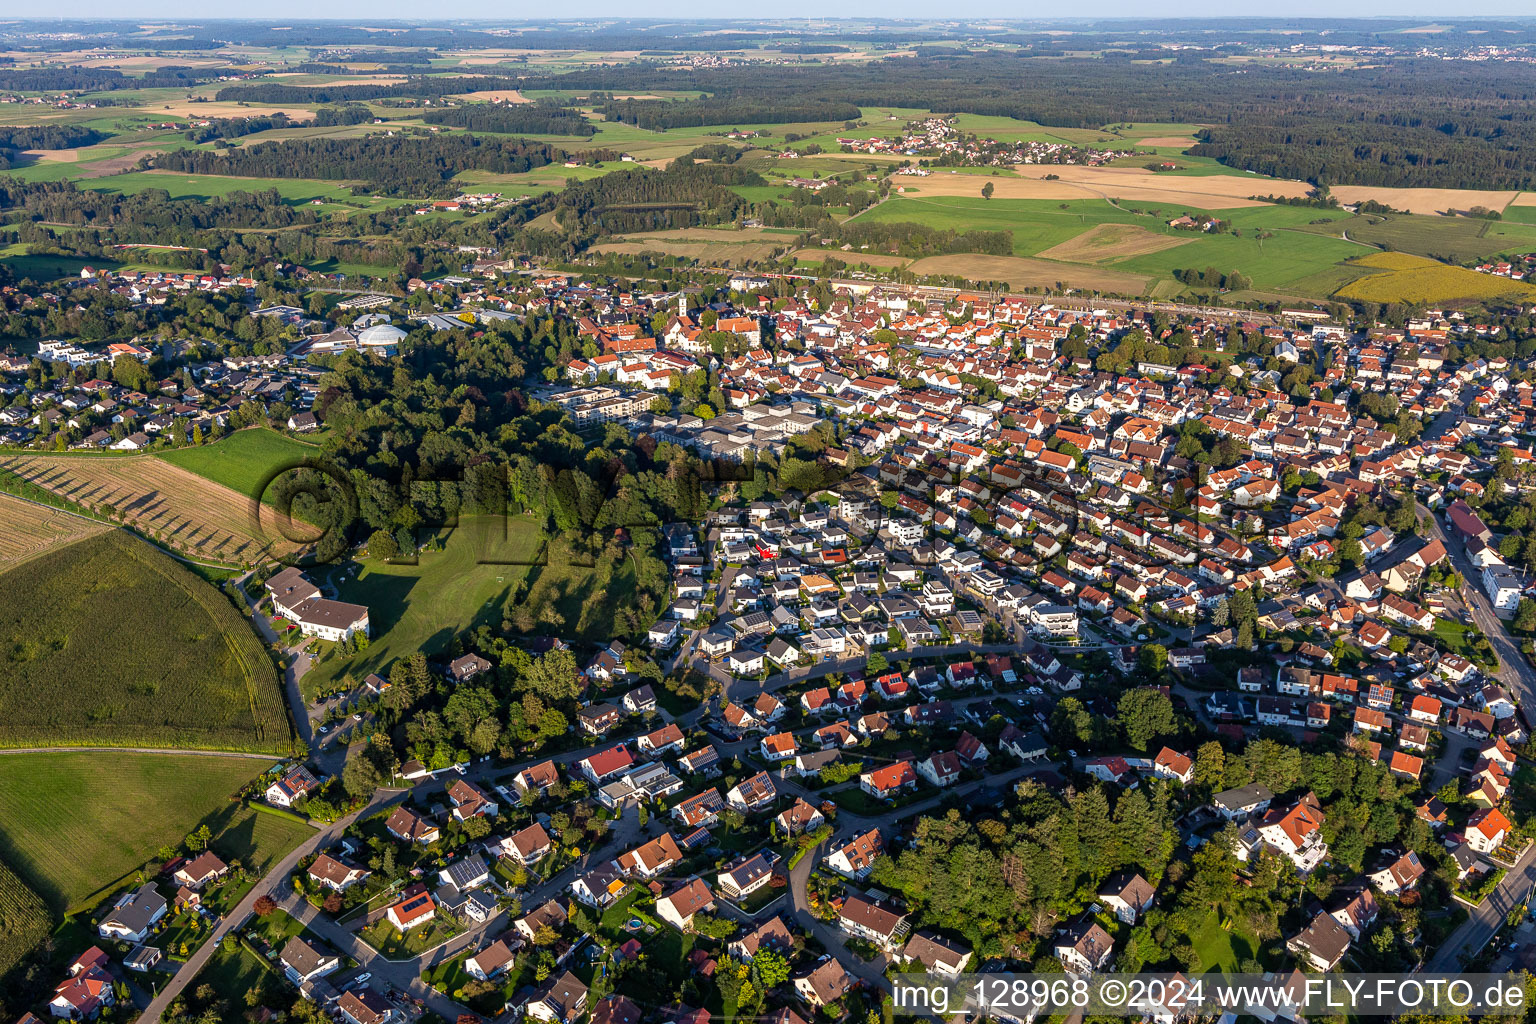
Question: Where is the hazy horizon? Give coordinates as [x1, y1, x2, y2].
[13, 5, 1536, 23]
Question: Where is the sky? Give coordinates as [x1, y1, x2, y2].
[22, 3, 1536, 20]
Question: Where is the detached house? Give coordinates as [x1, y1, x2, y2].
[838, 895, 909, 952]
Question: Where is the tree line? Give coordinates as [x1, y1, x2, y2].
[830, 220, 1012, 257]
[420, 104, 597, 137]
[214, 76, 540, 105]
[597, 96, 860, 132]
[150, 134, 569, 197]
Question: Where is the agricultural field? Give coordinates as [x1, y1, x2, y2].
[82, 169, 387, 205]
[0, 452, 305, 565]
[1335, 251, 1536, 304]
[1329, 184, 1519, 217]
[1036, 222, 1193, 263]
[0, 495, 108, 572]
[0, 531, 290, 752]
[906, 253, 1153, 294]
[847, 195, 1362, 297]
[591, 226, 796, 265]
[0, 859, 50, 982]
[0, 751, 264, 910]
[1294, 211, 1536, 264]
[158, 427, 324, 501]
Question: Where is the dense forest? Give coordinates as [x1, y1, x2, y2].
[150, 135, 569, 196]
[0, 66, 216, 91]
[213, 77, 541, 105]
[535, 162, 765, 245]
[421, 104, 597, 136]
[0, 126, 105, 170]
[831, 220, 1012, 258]
[596, 96, 861, 131]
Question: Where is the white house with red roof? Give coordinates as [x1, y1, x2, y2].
[1258, 793, 1328, 871]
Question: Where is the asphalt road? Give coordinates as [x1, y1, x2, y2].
[137, 788, 410, 1024]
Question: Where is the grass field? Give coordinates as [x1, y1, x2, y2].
[1336, 251, 1536, 304]
[1294, 212, 1536, 263]
[158, 427, 323, 501]
[0, 531, 290, 752]
[851, 195, 1363, 296]
[81, 169, 389, 205]
[303, 516, 637, 698]
[0, 752, 264, 910]
[0, 495, 108, 572]
[302, 515, 545, 698]
[208, 805, 314, 876]
[0, 452, 303, 565]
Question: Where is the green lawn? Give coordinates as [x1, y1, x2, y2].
[301, 515, 544, 698]
[302, 516, 643, 698]
[1188, 912, 1260, 974]
[158, 427, 323, 501]
[194, 942, 286, 1011]
[358, 915, 460, 959]
[0, 752, 265, 911]
[245, 907, 308, 950]
[209, 805, 315, 876]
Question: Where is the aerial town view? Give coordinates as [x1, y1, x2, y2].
[11, 8, 1536, 1024]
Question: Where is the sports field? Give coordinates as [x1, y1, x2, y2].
[0, 751, 265, 910]
[158, 427, 324, 501]
[0, 531, 290, 752]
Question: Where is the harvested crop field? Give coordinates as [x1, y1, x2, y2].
[154, 100, 318, 121]
[906, 253, 1152, 293]
[1037, 222, 1193, 264]
[452, 89, 532, 102]
[0, 495, 108, 572]
[593, 228, 792, 265]
[794, 248, 911, 268]
[594, 240, 782, 265]
[1331, 185, 1518, 217]
[1335, 251, 1536, 304]
[19, 148, 80, 164]
[904, 166, 1311, 208]
[1512, 193, 1536, 207]
[1137, 135, 1198, 147]
[0, 454, 304, 565]
[0, 531, 289, 752]
[1018, 165, 1312, 207]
